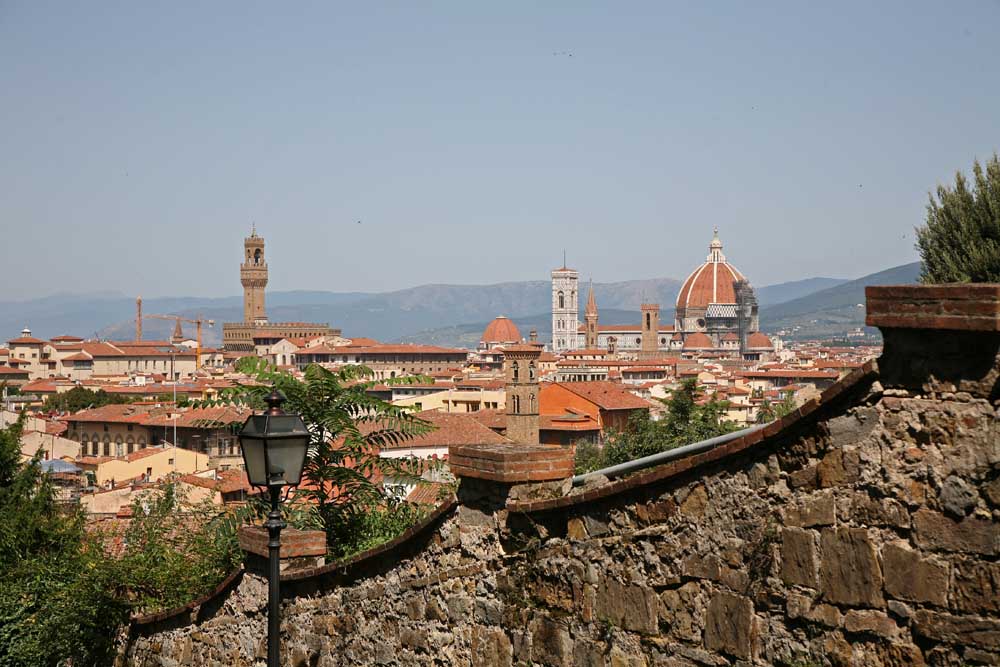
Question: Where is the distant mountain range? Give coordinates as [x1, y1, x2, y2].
[1, 267, 918, 348]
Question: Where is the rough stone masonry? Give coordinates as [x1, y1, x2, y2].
[123, 285, 1000, 667]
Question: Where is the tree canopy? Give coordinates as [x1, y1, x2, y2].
[916, 153, 1000, 283]
[578, 379, 737, 473]
[43, 386, 132, 413]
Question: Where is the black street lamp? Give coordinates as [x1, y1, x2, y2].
[238, 389, 310, 667]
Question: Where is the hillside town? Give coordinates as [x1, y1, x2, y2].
[3, 229, 878, 522]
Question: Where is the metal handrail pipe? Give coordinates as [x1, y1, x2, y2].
[571, 425, 765, 486]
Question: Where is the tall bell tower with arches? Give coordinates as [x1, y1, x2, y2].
[551, 255, 579, 353]
[241, 226, 269, 324]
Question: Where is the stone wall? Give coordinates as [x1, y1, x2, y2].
[123, 286, 1000, 667]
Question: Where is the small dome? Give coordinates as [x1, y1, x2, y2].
[683, 332, 714, 350]
[747, 332, 774, 349]
[482, 316, 521, 344]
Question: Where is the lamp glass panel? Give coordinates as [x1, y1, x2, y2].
[266, 436, 309, 486]
[240, 436, 268, 486]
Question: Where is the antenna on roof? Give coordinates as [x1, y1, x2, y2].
[563, 249, 567, 269]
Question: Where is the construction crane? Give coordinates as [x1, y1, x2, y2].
[144, 314, 215, 369]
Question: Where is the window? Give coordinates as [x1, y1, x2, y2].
[512, 362, 519, 382]
[127, 424, 133, 431]
[168, 458, 174, 465]
[646, 313, 651, 330]
[146, 467, 152, 478]
[103, 424, 109, 432]
[558, 291, 565, 309]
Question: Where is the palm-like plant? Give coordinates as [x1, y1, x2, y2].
[219, 358, 437, 553]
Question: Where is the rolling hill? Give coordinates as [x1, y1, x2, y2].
[759, 262, 922, 339]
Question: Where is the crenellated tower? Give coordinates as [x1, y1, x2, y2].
[241, 227, 268, 324]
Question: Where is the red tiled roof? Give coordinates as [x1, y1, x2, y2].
[7, 336, 45, 345]
[683, 332, 714, 350]
[0, 366, 30, 376]
[376, 410, 509, 449]
[552, 381, 651, 411]
[406, 482, 445, 506]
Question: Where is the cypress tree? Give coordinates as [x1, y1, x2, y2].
[916, 153, 1000, 283]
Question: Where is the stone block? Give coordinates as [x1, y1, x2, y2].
[470, 626, 513, 667]
[913, 509, 1000, 555]
[595, 578, 658, 634]
[843, 609, 900, 640]
[819, 527, 884, 607]
[703, 591, 754, 660]
[939, 475, 979, 517]
[804, 603, 843, 628]
[913, 610, 1000, 650]
[784, 490, 836, 527]
[781, 527, 818, 589]
[951, 560, 1000, 615]
[882, 542, 949, 606]
[678, 484, 708, 519]
[530, 616, 573, 667]
[984, 477, 1000, 508]
[659, 583, 702, 643]
[817, 449, 860, 488]
[848, 493, 910, 529]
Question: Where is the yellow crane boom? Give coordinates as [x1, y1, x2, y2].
[143, 314, 215, 370]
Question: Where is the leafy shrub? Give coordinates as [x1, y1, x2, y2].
[917, 153, 1000, 283]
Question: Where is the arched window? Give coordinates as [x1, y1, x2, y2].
[254, 248, 262, 265]
[512, 362, 520, 382]
[529, 362, 536, 381]
[529, 394, 536, 412]
[126, 436, 135, 455]
[646, 313, 651, 330]
[558, 291, 565, 309]
[103, 435, 111, 457]
[512, 395, 520, 413]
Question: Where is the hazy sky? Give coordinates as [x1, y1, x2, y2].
[3, 1, 998, 299]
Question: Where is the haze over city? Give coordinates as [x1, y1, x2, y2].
[3, 1, 999, 299]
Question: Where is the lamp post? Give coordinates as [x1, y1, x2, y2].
[238, 389, 310, 667]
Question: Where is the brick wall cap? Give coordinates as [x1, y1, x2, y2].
[866, 284, 1000, 332]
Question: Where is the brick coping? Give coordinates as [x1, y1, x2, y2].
[507, 360, 879, 514]
[866, 283, 1000, 332]
[129, 498, 458, 628]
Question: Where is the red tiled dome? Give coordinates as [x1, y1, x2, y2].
[683, 332, 714, 350]
[482, 316, 521, 344]
[676, 230, 746, 311]
[747, 332, 774, 349]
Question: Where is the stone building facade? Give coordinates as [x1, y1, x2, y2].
[123, 285, 1000, 667]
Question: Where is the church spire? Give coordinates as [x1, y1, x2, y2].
[585, 279, 598, 317]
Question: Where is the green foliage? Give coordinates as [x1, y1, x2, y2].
[917, 153, 1000, 283]
[0, 417, 127, 667]
[43, 386, 132, 413]
[578, 380, 737, 473]
[755, 393, 797, 424]
[325, 496, 427, 560]
[220, 358, 435, 555]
